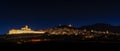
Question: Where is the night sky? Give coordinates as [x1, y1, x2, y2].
[0, 0, 120, 34]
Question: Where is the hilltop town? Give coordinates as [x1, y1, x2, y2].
[0, 23, 119, 45]
[8, 23, 120, 35]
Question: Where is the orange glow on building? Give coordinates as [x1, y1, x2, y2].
[31, 39, 41, 42]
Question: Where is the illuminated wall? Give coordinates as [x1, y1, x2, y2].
[8, 25, 45, 34]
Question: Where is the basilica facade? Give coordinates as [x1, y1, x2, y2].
[8, 25, 45, 34]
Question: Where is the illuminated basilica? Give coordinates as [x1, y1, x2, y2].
[8, 25, 45, 34]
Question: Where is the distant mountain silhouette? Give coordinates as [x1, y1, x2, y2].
[80, 23, 120, 33]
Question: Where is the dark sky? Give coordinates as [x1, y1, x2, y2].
[0, 0, 120, 34]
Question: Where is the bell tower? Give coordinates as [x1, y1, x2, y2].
[21, 25, 32, 31]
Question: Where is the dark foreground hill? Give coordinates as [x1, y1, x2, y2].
[0, 40, 120, 49]
[0, 34, 120, 50]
